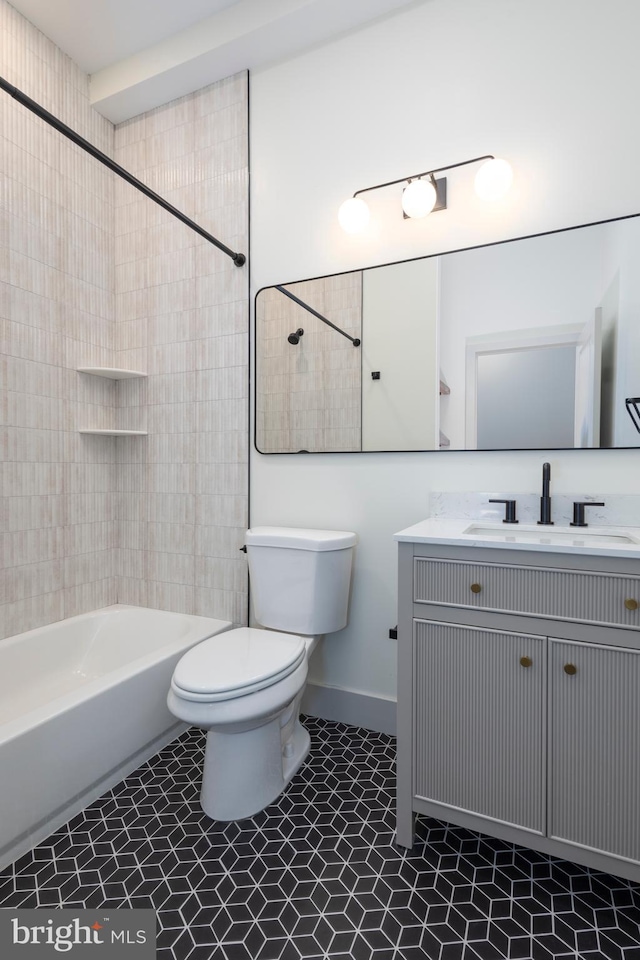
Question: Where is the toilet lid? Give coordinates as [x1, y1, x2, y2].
[171, 628, 306, 702]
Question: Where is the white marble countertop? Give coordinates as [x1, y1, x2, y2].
[394, 517, 640, 559]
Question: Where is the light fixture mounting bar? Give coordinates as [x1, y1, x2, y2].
[0, 74, 246, 267]
[275, 286, 361, 346]
[352, 154, 495, 199]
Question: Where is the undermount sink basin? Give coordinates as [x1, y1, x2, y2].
[462, 522, 640, 546]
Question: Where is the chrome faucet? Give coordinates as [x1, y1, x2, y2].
[537, 462, 554, 525]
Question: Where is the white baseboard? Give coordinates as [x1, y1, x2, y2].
[301, 682, 396, 737]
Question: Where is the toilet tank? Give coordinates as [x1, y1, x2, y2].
[245, 527, 357, 635]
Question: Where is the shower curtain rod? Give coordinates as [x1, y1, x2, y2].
[0, 75, 246, 267]
[275, 285, 361, 346]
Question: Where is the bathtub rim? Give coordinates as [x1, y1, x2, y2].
[0, 604, 232, 746]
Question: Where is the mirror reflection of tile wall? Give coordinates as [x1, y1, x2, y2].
[256, 274, 362, 452]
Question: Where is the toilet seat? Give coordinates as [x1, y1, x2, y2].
[170, 628, 306, 703]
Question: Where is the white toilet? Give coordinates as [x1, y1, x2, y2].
[167, 526, 357, 821]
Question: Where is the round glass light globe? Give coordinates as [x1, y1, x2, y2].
[401, 179, 437, 219]
[338, 197, 370, 233]
[474, 158, 513, 201]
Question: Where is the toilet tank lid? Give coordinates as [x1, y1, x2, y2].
[246, 526, 357, 551]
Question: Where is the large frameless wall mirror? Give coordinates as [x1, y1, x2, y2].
[255, 213, 640, 453]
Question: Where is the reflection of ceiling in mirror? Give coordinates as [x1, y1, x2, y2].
[256, 213, 640, 453]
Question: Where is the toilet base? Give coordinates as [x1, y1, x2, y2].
[200, 713, 310, 821]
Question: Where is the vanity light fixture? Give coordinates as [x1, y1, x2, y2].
[338, 155, 513, 234]
[401, 175, 438, 219]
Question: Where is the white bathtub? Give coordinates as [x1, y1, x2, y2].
[0, 604, 231, 871]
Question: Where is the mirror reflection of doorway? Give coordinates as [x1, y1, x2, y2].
[476, 345, 576, 449]
[465, 315, 602, 449]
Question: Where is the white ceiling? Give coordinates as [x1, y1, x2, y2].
[10, 0, 243, 74]
[9, 0, 423, 121]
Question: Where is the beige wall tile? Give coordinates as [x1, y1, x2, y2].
[63, 579, 116, 619]
[0, 592, 65, 640]
[1, 3, 248, 637]
[147, 581, 195, 615]
[4, 558, 63, 603]
[195, 587, 246, 625]
[116, 577, 148, 607]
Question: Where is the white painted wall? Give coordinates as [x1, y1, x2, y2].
[249, 0, 640, 706]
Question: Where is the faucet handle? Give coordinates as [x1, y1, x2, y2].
[488, 499, 519, 524]
[570, 501, 605, 527]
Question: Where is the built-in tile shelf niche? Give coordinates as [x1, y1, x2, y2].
[78, 429, 148, 436]
[77, 367, 147, 379]
[77, 367, 148, 435]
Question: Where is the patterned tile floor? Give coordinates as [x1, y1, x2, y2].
[1, 718, 639, 960]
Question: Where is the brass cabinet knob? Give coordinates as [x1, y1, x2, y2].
[563, 663, 577, 676]
[470, 583, 482, 594]
[625, 598, 638, 611]
[520, 656, 533, 668]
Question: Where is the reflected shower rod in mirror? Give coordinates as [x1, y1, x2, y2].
[625, 398, 640, 433]
[338, 155, 513, 233]
[276, 285, 361, 346]
[0, 75, 246, 267]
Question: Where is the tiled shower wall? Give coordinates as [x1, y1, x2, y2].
[0, 0, 117, 641]
[256, 273, 362, 453]
[0, 0, 249, 638]
[113, 76, 249, 623]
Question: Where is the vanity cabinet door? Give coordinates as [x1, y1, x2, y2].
[413, 620, 546, 834]
[548, 639, 640, 863]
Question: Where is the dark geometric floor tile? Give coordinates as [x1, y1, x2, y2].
[600, 926, 640, 959]
[505, 937, 534, 959]
[1, 717, 639, 960]
[467, 939, 508, 959]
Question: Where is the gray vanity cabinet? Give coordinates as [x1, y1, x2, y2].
[396, 541, 640, 883]
[548, 638, 640, 863]
[413, 620, 545, 833]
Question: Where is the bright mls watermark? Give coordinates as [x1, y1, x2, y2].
[0, 910, 156, 959]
